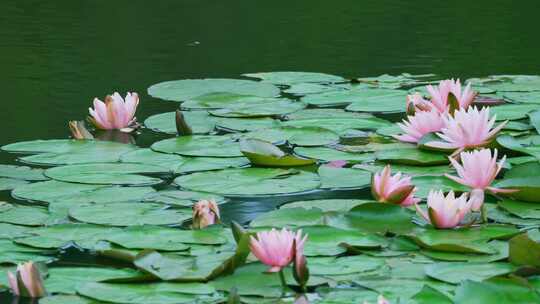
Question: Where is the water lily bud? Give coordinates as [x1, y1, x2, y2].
[371, 165, 419, 206]
[176, 110, 193, 136]
[292, 240, 309, 289]
[7, 262, 47, 298]
[192, 199, 220, 229]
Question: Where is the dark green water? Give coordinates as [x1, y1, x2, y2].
[1, 1, 540, 302]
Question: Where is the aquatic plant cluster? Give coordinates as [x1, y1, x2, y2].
[1, 72, 540, 303]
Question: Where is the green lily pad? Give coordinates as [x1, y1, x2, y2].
[498, 200, 540, 218]
[425, 262, 516, 284]
[13, 180, 155, 204]
[283, 83, 346, 95]
[208, 99, 305, 118]
[151, 135, 242, 157]
[44, 163, 165, 186]
[302, 225, 387, 256]
[0, 223, 32, 239]
[249, 207, 325, 228]
[144, 111, 216, 135]
[39, 295, 102, 304]
[46, 266, 143, 294]
[181, 93, 281, 110]
[411, 285, 453, 304]
[68, 202, 191, 227]
[2, 140, 137, 166]
[238, 126, 339, 146]
[280, 199, 370, 212]
[331, 203, 416, 234]
[508, 229, 540, 267]
[239, 139, 315, 167]
[494, 177, 540, 203]
[0, 177, 28, 191]
[120, 149, 185, 170]
[454, 278, 540, 304]
[302, 88, 406, 107]
[104, 226, 227, 251]
[412, 176, 469, 199]
[282, 117, 392, 134]
[174, 168, 320, 196]
[354, 163, 450, 176]
[0, 203, 49, 226]
[15, 223, 120, 250]
[503, 91, 540, 104]
[294, 146, 374, 163]
[497, 134, 540, 160]
[490, 104, 539, 121]
[0, 164, 47, 181]
[283, 108, 373, 120]
[148, 78, 279, 102]
[487, 204, 540, 227]
[346, 94, 408, 113]
[309, 255, 385, 276]
[318, 166, 371, 189]
[243, 71, 346, 84]
[0, 239, 55, 264]
[376, 148, 449, 166]
[77, 281, 219, 304]
[407, 225, 519, 254]
[421, 240, 508, 263]
[175, 156, 249, 173]
[143, 190, 227, 208]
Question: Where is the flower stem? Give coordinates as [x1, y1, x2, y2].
[481, 204, 487, 223]
[278, 269, 287, 296]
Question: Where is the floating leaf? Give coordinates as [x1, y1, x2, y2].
[282, 117, 392, 134]
[294, 146, 374, 163]
[174, 168, 320, 196]
[209, 99, 305, 118]
[302, 225, 386, 256]
[412, 176, 468, 198]
[508, 229, 540, 267]
[318, 166, 371, 189]
[0, 164, 47, 181]
[243, 71, 346, 85]
[44, 163, 165, 186]
[497, 200, 540, 219]
[151, 135, 242, 157]
[331, 203, 416, 234]
[249, 207, 325, 228]
[490, 104, 539, 121]
[454, 278, 540, 304]
[175, 156, 249, 174]
[0, 177, 28, 191]
[284, 83, 346, 96]
[144, 111, 216, 134]
[302, 88, 406, 107]
[239, 139, 315, 167]
[120, 148, 185, 170]
[0, 203, 49, 226]
[376, 148, 449, 166]
[181, 93, 281, 110]
[148, 78, 279, 102]
[425, 262, 516, 284]
[280, 199, 369, 212]
[68, 202, 191, 227]
[143, 190, 227, 208]
[346, 94, 408, 113]
[238, 126, 339, 146]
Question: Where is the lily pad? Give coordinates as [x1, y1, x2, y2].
[238, 126, 339, 146]
[249, 207, 325, 228]
[148, 78, 279, 102]
[208, 99, 304, 118]
[498, 200, 540, 218]
[497, 134, 540, 160]
[503, 91, 540, 104]
[294, 146, 374, 163]
[174, 168, 320, 196]
[0, 203, 49, 226]
[239, 139, 315, 167]
[376, 148, 449, 166]
[243, 71, 346, 84]
[175, 156, 249, 173]
[508, 229, 540, 267]
[68, 203, 191, 227]
[0, 164, 47, 181]
[144, 111, 216, 134]
[454, 278, 540, 304]
[77, 281, 219, 304]
[120, 149, 185, 170]
[280, 199, 369, 212]
[283, 108, 373, 120]
[302, 88, 406, 107]
[346, 94, 408, 113]
[0, 177, 28, 191]
[44, 163, 166, 186]
[143, 190, 227, 208]
[181, 93, 281, 110]
[412, 176, 469, 199]
[490, 104, 540, 120]
[283, 83, 346, 95]
[302, 225, 387, 256]
[331, 203, 416, 234]
[318, 166, 371, 189]
[425, 262, 516, 284]
[151, 135, 242, 157]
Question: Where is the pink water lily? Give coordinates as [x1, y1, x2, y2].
[415, 190, 472, 229]
[446, 149, 517, 210]
[7, 262, 46, 298]
[426, 79, 476, 112]
[372, 165, 420, 206]
[424, 106, 507, 154]
[88, 92, 139, 131]
[394, 110, 446, 143]
[192, 199, 220, 229]
[250, 228, 307, 273]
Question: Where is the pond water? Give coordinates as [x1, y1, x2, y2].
[1, 1, 540, 303]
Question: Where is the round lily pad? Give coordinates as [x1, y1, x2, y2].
[120, 149, 185, 170]
[283, 83, 346, 96]
[0, 164, 47, 181]
[243, 71, 346, 84]
[294, 146, 374, 163]
[148, 78, 280, 102]
[68, 203, 191, 226]
[375, 148, 449, 166]
[181, 93, 282, 110]
[44, 163, 166, 186]
[283, 108, 373, 120]
[175, 156, 249, 174]
[143, 190, 227, 207]
[425, 262, 516, 284]
[490, 104, 540, 120]
[282, 117, 392, 133]
[174, 168, 320, 196]
[280, 199, 369, 212]
[0, 203, 49, 226]
[318, 166, 371, 189]
[208, 99, 305, 118]
[0, 177, 29, 191]
[302, 88, 406, 107]
[144, 111, 216, 134]
[346, 94, 407, 113]
[151, 135, 242, 157]
[238, 126, 339, 146]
